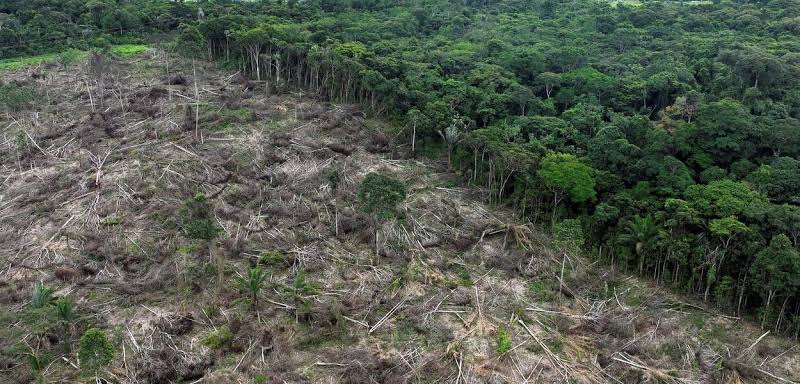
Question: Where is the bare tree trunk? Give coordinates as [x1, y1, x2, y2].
[762, 290, 774, 329]
[193, 60, 200, 141]
[411, 121, 416, 156]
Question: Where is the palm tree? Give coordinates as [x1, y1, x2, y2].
[236, 267, 267, 312]
[618, 215, 661, 275]
[30, 282, 54, 309]
[54, 297, 76, 354]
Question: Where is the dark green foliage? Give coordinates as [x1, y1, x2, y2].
[203, 326, 233, 349]
[78, 328, 114, 376]
[178, 193, 221, 241]
[4, 0, 800, 333]
[0, 83, 34, 112]
[357, 173, 407, 220]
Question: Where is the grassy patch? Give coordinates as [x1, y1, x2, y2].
[203, 326, 233, 349]
[111, 44, 149, 57]
[0, 45, 149, 71]
[0, 53, 60, 70]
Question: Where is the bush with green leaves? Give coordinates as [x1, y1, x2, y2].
[203, 326, 233, 349]
[178, 193, 221, 241]
[0, 83, 34, 112]
[553, 218, 585, 254]
[357, 172, 407, 220]
[78, 328, 114, 376]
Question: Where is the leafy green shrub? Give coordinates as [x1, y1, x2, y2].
[553, 218, 585, 254]
[357, 173, 407, 220]
[203, 326, 233, 349]
[259, 250, 287, 267]
[78, 328, 114, 376]
[178, 193, 221, 241]
[496, 326, 511, 354]
[0, 83, 34, 112]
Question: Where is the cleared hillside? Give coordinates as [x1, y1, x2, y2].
[0, 50, 798, 384]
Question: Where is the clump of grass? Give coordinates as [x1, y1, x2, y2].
[528, 280, 555, 302]
[203, 326, 233, 349]
[30, 283, 54, 309]
[293, 271, 319, 295]
[259, 250, 287, 267]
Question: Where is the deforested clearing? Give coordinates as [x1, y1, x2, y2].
[0, 47, 798, 384]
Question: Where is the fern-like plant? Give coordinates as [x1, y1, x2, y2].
[236, 266, 266, 312]
[30, 283, 54, 309]
[54, 297, 77, 353]
[25, 347, 50, 384]
[496, 326, 511, 354]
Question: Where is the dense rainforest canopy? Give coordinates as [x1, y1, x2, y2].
[4, 0, 800, 333]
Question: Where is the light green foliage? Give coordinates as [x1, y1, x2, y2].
[538, 153, 596, 203]
[496, 326, 511, 354]
[709, 216, 749, 238]
[78, 328, 114, 376]
[357, 173, 407, 220]
[684, 179, 766, 218]
[111, 44, 149, 57]
[56, 49, 85, 68]
[0, 53, 61, 70]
